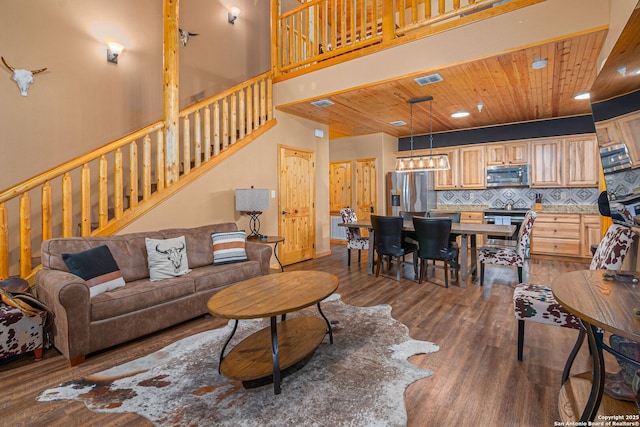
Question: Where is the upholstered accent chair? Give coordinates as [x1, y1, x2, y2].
[370, 215, 417, 281]
[340, 207, 369, 267]
[513, 223, 638, 361]
[413, 216, 458, 287]
[478, 210, 537, 287]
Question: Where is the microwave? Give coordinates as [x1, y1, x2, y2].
[486, 164, 529, 188]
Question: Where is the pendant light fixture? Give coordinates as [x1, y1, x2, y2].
[395, 96, 450, 172]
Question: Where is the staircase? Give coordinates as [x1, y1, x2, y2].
[0, 71, 275, 281]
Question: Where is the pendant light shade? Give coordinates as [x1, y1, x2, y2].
[394, 154, 450, 171]
[395, 96, 450, 172]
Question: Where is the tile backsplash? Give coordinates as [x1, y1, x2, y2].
[437, 187, 599, 209]
[603, 168, 640, 199]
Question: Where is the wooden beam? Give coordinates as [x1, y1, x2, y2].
[163, 0, 179, 185]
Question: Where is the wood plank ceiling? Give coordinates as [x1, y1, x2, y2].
[277, 28, 608, 139]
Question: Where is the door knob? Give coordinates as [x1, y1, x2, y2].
[282, 210, 289, 215]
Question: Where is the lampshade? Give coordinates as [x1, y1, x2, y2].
[395, 96, 450, 172]
[235, 188, 269, 212]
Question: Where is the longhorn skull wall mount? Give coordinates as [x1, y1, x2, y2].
[1, 56, 47, 96]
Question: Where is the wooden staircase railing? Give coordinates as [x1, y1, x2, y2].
[273, 0, 543, 77]
[0, 71, 274, 280]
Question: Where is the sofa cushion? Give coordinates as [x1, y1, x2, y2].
[62, 245, 126, 297]
[90, 276, 196, 321]
[145, 236, 191, 281]
[191, 261, 263, 293]
[212, 231, 248, 265]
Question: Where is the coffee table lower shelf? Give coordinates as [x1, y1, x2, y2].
[220, 316, 328, 382]
[558, 372, 637, 422]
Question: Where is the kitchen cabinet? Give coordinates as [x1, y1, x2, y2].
[580, 214, 601, 257]
[459, 211, 484, 247]
[460, 146, 485, 188]
[530, 139, 564, 187]
[531, 213, 597, 258]
[485, 142, 529, 166]
[530, 136, 599, 188]
[433, 146, 484, 190]
[616, 111, 640, 167]
[566, 137, 599, 187]
[433, 147, 459, 190]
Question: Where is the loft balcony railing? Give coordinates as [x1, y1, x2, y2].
[273, 0, 543, 77]
[0, 72, 274, 280]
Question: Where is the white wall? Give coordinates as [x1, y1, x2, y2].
[329, 133, 397, 214]
[120, 110, 332, 261]
[0, 0, 270, 189]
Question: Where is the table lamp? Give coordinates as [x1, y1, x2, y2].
[235, 188, 269, 238]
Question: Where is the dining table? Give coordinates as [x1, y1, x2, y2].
[338, 219, 517, 287]
[550, 269, 640, 422]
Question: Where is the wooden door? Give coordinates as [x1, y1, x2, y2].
[329, 161, 352, 214]
[355, 158, 377, 236]
[278, 145, 316, 266]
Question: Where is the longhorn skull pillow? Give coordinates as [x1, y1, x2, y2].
[145, 236, 191, 281]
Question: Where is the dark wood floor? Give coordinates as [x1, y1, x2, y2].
[1, 245, 599, 426]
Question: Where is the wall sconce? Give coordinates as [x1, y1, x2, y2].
[107, 42, 124, 64]
[228, 7, 240, 24]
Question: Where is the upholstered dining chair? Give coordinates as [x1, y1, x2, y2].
[413, 216, 457, 287]
[370, 215, 417, 281]
[478, 210, 536, 287]
[340, 208, 370, 267]
[512, 223, 638, 361]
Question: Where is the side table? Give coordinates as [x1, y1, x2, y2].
[247, 236, 285, 272]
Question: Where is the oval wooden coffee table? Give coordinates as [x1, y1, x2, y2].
[207, 271, 339, 394]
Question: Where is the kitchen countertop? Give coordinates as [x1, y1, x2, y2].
[436, 204, 599, 215]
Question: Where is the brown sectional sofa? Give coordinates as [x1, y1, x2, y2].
[34, 223, 272, 365]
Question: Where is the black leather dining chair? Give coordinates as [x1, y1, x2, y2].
[370, 215, 417, 281]
[427, 211, 461, 271]
[399, 211, 426, 245]
[413, 216, 457, 287]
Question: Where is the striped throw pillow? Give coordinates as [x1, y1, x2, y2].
[212, 231, 248, 265]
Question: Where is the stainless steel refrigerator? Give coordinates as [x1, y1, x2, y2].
[386, 171, 437, 216]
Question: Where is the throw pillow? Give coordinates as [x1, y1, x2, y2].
[62, 245, 126, 297]
[145, 236, 191, 281]
[212, 231, 248, 265]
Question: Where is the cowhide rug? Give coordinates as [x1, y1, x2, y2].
[37, 295, 438, 426]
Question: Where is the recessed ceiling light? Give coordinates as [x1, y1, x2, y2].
[451, 111, 470, 118]
[310, 99, 334, 107]
[390, 121, 407, 126]
[531, 58, 547, 70]
[574, 91, 590, 100]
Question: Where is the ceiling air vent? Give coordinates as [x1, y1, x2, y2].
[311, 99, 335, 107]
[390, 121, 407, 126]
[414, 73, 443, 86]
